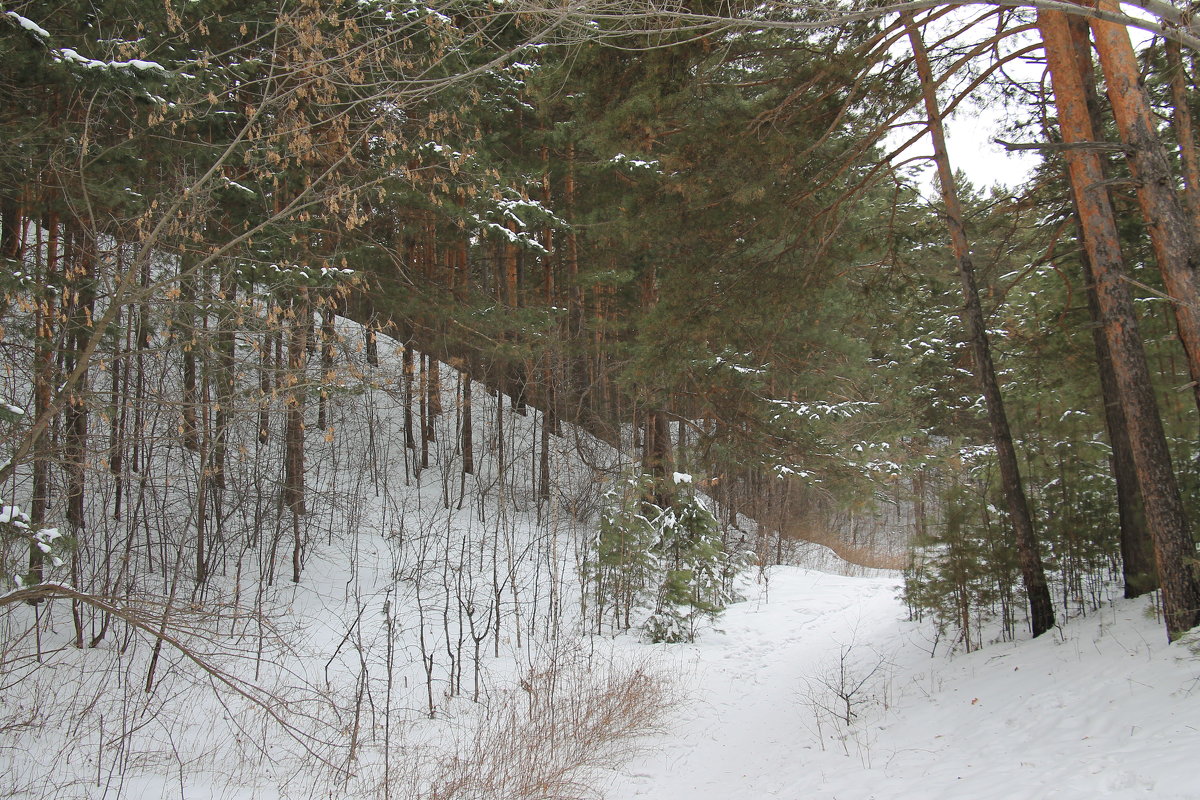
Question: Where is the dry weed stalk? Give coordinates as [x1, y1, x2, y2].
[425, 653, 671, 800]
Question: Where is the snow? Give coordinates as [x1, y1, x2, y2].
[54, 48, 168, 75]
[772, 464, 812, 478]
[4, 11, 49, 40]
[604, 566, 1200, 800]
[1, 315, 1197, 799]
[767, 398, 878, 421]
[222, 177, 257, 195]
[0, 319, 649, 798]
[610, 154, 662, 172]
[0, 503, 29, 528]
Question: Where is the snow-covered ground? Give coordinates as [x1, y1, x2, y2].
[605, 565, 1200, 800]
[3, 316, 1197, 799]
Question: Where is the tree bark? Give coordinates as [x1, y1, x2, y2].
[1165, 39, 1200, 233]
[317, 297, 336, 431]
[462, 372, 474, 475]
[420, 353, 430, 470]
[28, 213, 59, 594]
[906, 12, 1056, 637]
[258, 328, 275, 446]
[539, 396, 552, 505]
[403, 343, 417, 452]
[212, 267, 237, 492]
[285, 289, 309, 582]
[1064, 16, 1157, 598]
[1040, 8, 1200, 639]
[180, 259, 201, 453]
[1079, 232, 1158, 597]
[1089, 2, 1200, 415]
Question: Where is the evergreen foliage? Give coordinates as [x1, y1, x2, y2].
[4, 4, 1200, 790]
[585, 472, 749, 643]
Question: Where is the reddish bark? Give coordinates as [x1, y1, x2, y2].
[1040, 9, 1200, 639]
[1089, 3, 1200, 415]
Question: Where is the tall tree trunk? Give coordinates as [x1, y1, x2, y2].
[285, 289, 309, 582]
[1065, 16, 1157, 598]
[258, 328, 273, 446]
[29, 212, 59, 594]
[317, 296, 336, 431]
[62, 226, 93, 535]
[180, 258, 201, 452]
[211, 266, 237, 493]
[462, 371, 474, 475]
[1088, 3, 1200, 415]
[403, 343, 417, 452]
[63, 227, 94, 637]
[108, 297, 127, 522]
[428, 354, 442, 420]
[0, 197, 20, 263]
[1164, 39, 1200, 232]
[906, 13, 1055, 637]
[538, 396, 552, 505]
[496, 373, 506, 489]
[365, 323, 378, 367]
[1082, 257, 1158, 598]
[641, 407, 673, 509]
[503, 228, 519, 309]
[0, 195, 22, 325]
[419, 353, 430, 470]
[1040, 8, 1200, 639]
[564, 144, 582, 335]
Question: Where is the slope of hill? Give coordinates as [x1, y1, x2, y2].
[0, 324, 665, 799]
[3, 321, 1197, 800]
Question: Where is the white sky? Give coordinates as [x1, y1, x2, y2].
[890, 111, 1043, 200]
[886, 7, 1046, 196]
[945, 111, 1042, 191]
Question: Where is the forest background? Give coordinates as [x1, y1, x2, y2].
[2, 0, 1200, 795]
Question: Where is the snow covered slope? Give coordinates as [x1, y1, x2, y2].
[4, 312, 1196, 800]
[604, 566, 1200, 800]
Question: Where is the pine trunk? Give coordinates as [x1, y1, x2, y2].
[317, 297, 336, 431]
[28, 213, 59, 593]
[1040, 8, 1200, 639]
[1065, 16, 1157, 598]
[180, 260, 200, 452]
[462, 372, 474, 475]
[1089, 3, 1200, 415]
[403, 343, 417, 451]
[1165, 40, 1200, 232]
[906, 13, 1055, 637]
[420, 353, 430, 470]
[212, 268, 237, 492]
[286, 290, 309, 582]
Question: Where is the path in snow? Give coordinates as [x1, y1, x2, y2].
[606, 566, 904, 800]
[605, 563, 1200, 800]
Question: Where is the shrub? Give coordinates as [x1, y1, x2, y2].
[585, 472, 749, 642]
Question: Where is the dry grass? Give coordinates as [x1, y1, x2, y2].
[782, 522, 908, 572]
[423, 650, 672, 800]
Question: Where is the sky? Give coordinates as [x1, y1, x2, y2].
[888, 7, 1046, 195]
[890, 110, 1043, 201]
[945, 113, 1042, 191]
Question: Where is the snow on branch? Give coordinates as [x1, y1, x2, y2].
[3, 10, 49, 42]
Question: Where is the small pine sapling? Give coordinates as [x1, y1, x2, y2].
[586, 472, 751, 643]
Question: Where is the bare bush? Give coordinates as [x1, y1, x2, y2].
[422, 650, 671, 800]
[800, 640, 893, 764]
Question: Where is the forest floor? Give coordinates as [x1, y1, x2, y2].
[6, 324, 1198, 799]
[603, 563, 1200, 800]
